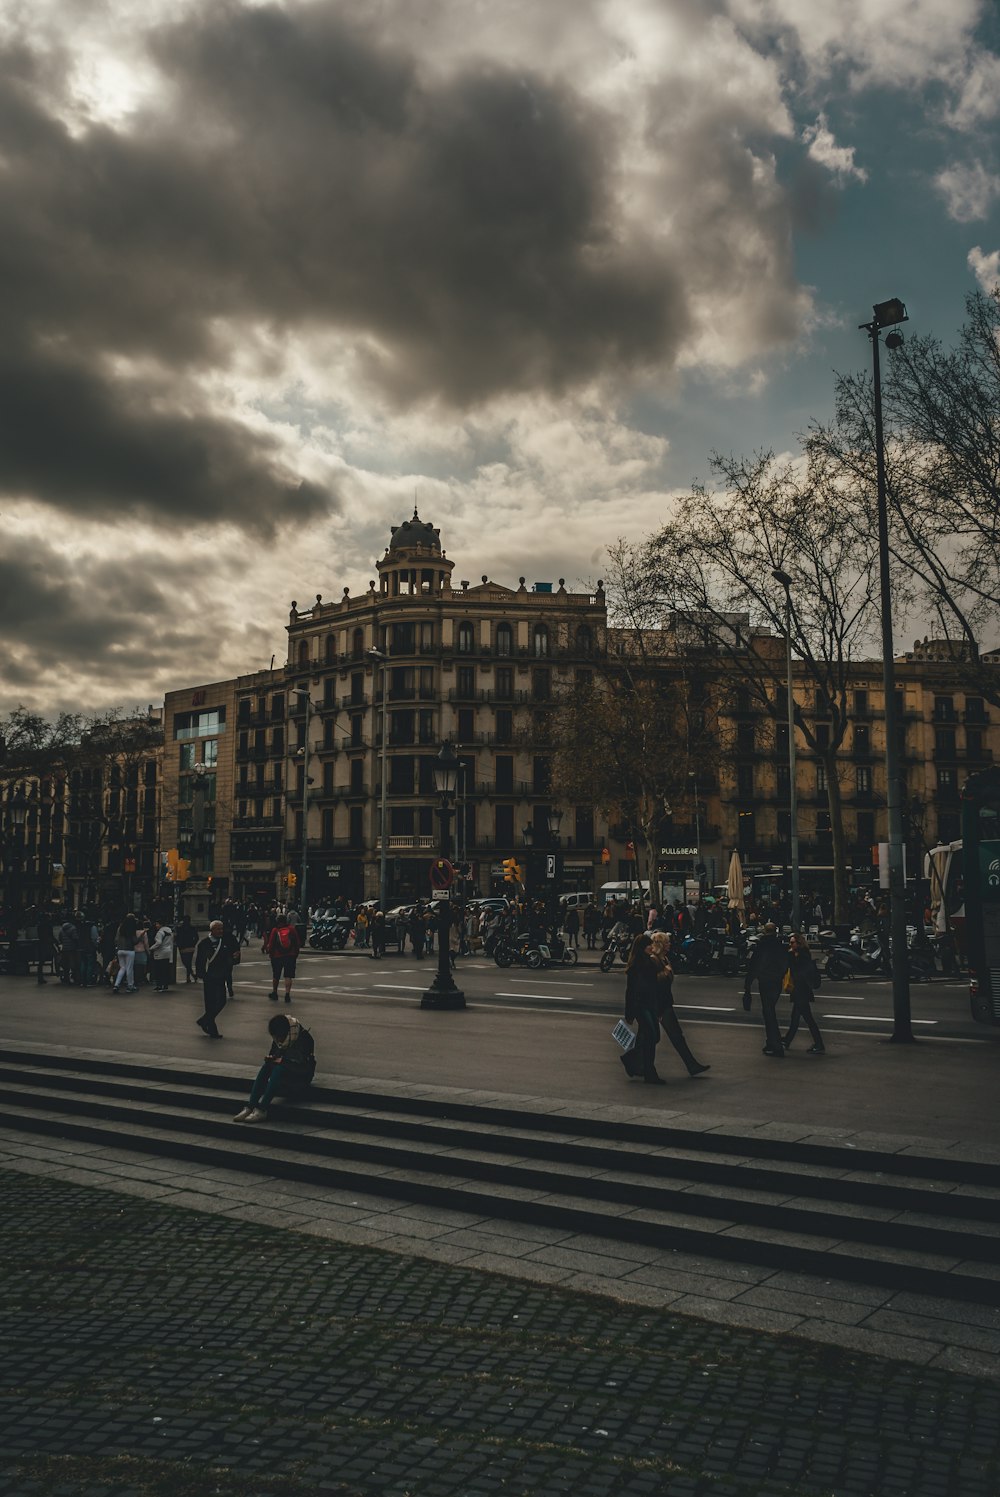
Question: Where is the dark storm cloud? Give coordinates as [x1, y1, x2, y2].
[0, 535, 271, 712]
[148, 4, 690, 401]
[0, 344, 329, 527]
[0, 2, 690, 532]
[0, 538, 208, 669]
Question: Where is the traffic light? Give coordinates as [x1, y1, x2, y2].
[287, 871, 298, 887]
[165, 848, 179, 881]
[176, 857, 190, 882]
[502, 857, 519, 884]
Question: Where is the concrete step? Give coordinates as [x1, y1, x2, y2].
[1, 1057, 997, 1223]
[0, 1053, 998, 1308]
[2, 1096, 992, 1308]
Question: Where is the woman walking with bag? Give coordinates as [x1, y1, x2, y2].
[782, 931, 826, 1054]
[621, 933, 665, 1083]
[650, 931, 710, 1079]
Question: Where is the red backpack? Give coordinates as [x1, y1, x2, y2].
[276, 926, 293, 952]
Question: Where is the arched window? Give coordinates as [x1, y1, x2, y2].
[457, 621, 474, 654]
[495, 622, 513, 657]
[576, 624, 593, 656]
[351, 627, 364, 660]
[532, 623, 549, 658]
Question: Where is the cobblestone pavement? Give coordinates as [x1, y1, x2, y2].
[2, 1171, 999, 1497]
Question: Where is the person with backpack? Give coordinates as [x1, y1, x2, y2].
[233, 1013, 317, 1124]
[264, 913, 301, 1003]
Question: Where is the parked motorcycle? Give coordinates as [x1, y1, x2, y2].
[825, 932, 935, 982]
[599, 931, 631, 972]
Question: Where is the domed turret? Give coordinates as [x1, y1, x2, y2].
[378, 507, 453, 597]
[388, 507, 442, 555]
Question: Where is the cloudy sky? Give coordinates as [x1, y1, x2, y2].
[2, 0, 999, 716]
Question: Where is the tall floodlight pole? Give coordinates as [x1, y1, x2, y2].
[294, 687, 312, 916]
[772, 569, 800, 931]
[860, 297, 913, 1043]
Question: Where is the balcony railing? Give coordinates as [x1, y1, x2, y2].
[375, 835, 437, 851]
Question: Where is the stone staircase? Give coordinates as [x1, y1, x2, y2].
[1, 1047, 998, 1306]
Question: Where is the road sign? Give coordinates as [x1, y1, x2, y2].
[429, 858, 455, 890]
[546, 855, 556, 879]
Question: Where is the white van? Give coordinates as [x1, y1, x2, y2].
[599, 880, 651, 907]
[558, 891, 594, 910]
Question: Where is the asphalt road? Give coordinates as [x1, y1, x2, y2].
[2, 943, 996, 1144]
[269, 944, 988, 1044]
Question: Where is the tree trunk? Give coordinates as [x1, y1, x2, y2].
[642, 827, 660, 912]
[823, 755, 850, 926]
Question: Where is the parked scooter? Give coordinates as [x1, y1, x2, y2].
[825, 931, 935, 982]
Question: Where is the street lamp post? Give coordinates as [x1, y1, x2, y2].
[421, 742, 466, 1010]
[860, 297, 914, 1043]
[6, 787, 29, 917]
[293, 687, 312, 917]
[687, 771, 702, 894]
[546, 807, 562, 922]
[190, 762, 208, 915]
[772, 568, 800, 930]
[367, 648, 390, 909]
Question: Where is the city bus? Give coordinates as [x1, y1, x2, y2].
[960, 765, 1000, 1025]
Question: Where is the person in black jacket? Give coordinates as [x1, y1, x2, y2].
[743, 922, 787, 1057]
[622, 934, 664, 1083]
[194, 920, 240, 1039]
[782, 932, 826, 1054]
[234, 1014, 317, 1123]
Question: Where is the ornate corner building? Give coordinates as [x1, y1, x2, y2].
[280, 510, 609, 905]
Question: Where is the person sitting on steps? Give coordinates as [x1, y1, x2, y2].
[234, 1014, 317, 1124]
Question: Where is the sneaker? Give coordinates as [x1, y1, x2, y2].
[243, 1107, 267, 1124]
[284, 995, 291, 1004]
[807, 1045, 826, 1055]
[232, 1106, 254, 1122]
[688, 1063, 711, 1076]
[268, 991, 279, 1002]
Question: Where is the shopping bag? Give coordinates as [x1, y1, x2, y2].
[611, 1020, 636, 1052]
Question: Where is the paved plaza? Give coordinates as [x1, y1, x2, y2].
[2, 1168, 1000, 1497]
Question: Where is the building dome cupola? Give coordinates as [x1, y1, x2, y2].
[388, 506, 442, 556]
[378, 506, 453, 596]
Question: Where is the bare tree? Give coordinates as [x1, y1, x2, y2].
[645, 451, 881, 923]
[0, 707, 82, 777]
[813, 287, 1000, 698]
[551, 541, 723, 902]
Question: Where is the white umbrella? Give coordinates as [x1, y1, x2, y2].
[727, 850, 746, 924]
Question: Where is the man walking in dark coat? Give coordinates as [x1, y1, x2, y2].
[194, 919, 240, 1039]
[743, 922, 787, 1057]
